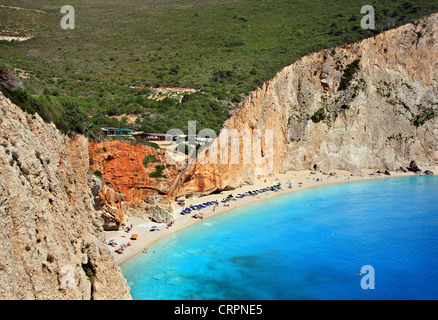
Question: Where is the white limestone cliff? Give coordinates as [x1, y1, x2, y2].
[0, 93, 131, 299]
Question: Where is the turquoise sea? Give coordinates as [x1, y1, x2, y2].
[121, 176, 438, 300]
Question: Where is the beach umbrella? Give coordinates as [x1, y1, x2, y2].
[131, 234, 138, 240]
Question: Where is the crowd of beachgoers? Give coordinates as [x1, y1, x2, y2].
[178, 177, 329, 220]
[107, 178, 327, 254]
[108, 224, 135, 254]
[178, 181, 296, 219]
[105, 167, 436, 263]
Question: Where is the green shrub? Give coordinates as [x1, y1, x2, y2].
[412, 106, 436, 127]
[142, 154, 159, 167]
[94, 170, 103, 178]
[46, 254, 54, 263]
[338, 59, 360, 91]
[149, 165, 165, 178]
[11, 151, 19, 161]
[311, 108, 326, 123]
[83, 264, 95, 283]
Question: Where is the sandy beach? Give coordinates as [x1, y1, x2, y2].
[105, 167, 437, 265]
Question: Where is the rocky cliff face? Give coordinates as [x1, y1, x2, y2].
[0, 93, 131, 299]
[88, 140, 178, 224]
[179, 13, 438, 196]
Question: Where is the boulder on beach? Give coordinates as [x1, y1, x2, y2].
[147, 205, 175, 224]
[407, 160, 422, 173]
[423, 170, 434, 176]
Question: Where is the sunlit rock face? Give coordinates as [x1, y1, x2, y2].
[0, 93, 131, 300]
[179, 14, 438, 196]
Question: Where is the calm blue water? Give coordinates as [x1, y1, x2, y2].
[121, 176, 438, 300]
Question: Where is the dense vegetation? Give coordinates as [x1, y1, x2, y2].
[0, 76, 88, 136]
[1, 66, 229, 137]
[338, 59, 361, 91]
[412, 105, 436, 128]
[1, 0, 437, 136]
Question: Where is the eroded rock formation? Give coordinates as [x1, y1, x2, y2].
[88, 140, 177, 224]
[178, 13, 438, 197]
[0, 93, 131, 299]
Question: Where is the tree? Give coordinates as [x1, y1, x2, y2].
[58, 99, 87, 135]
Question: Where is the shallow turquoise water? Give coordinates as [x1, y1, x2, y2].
[121, 176, 438, 299]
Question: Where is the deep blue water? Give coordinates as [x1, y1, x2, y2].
[121, 176, 438, 300]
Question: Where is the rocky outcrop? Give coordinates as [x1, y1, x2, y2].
[408, 160, 422, 173]
[178, 13, 438, 196]
[93, 181, 126, 231]
[88, 141, 179, 223]
[147, 205, 175, 224]
[0, 93, 131, 299]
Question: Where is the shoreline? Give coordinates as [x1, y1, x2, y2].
[105, 167, 437, 265]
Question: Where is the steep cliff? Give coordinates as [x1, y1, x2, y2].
[179, 13, 438, 196]
[0, 93, 131, 299]
[88, 141, 179, 224]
